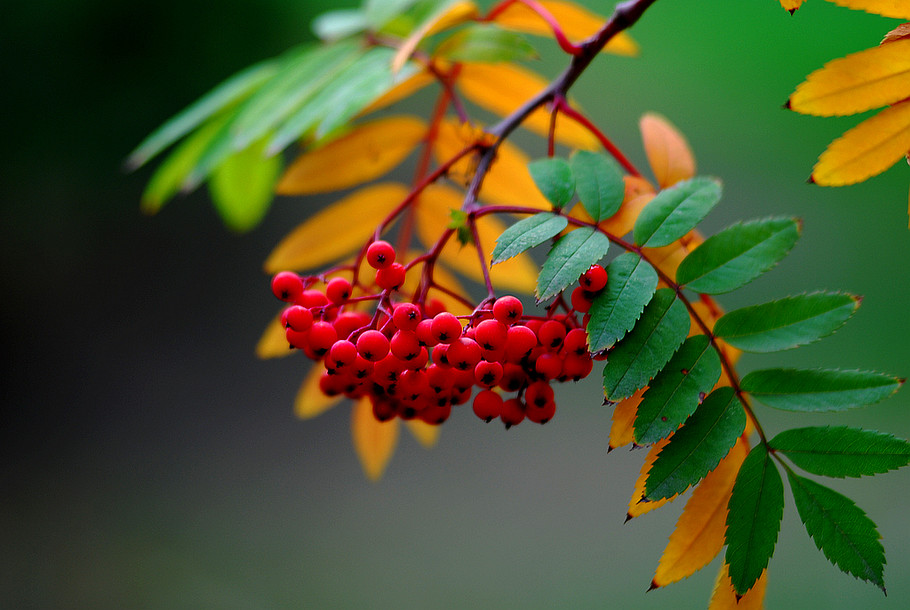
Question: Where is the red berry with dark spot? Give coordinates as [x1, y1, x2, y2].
[392, 303, 422, 331]
[390, 330, 421, 361]
[580, 264, 608, 291]
[328, 339, 358, 367]
[472, 390, 503, 422]
[563, 328, 589, 357]
[474, 360, 504, 388]
[297, 289, 329, 309]
[271, 271, 304, 302]
[431, 312, 463, 345]
[285, 305, 314, 332]
[474, 319, 508, 351]
[500, 398, 526, 429]
[535, 352, 563, 380]
[356, 330, 390, 362]
[446, 337, 482, 371]
[376, 263, 406, 290]
[325, 277, 352, 304]
[538, 320, 567, 350]
[492, 295, 523, 325]
[366, 240, 396, 269]
[570, 286, 594, 313]
[307, 321, 338, 357]
[504, 325, 538, 362]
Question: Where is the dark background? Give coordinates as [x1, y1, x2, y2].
[3, 1, 910, 608]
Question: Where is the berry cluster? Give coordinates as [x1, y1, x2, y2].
[271, 241, 608, 428]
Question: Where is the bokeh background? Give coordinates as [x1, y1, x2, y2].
[4, 0, 910, 608]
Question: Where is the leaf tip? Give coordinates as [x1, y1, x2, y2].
[851, 294, 864, 307]
[647, 580, 660, 592]
[624, 512, 633, 523]
[783, 98, 792, 110]
[807, 174, 816, 185]
[788, 8, 797, 16]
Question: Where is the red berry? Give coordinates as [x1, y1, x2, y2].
[356, 330, 390, 362]
[392, 303, 422, 331]
[474, 360, 504, 388]
[570, 286, 594, 313]
[446, 337, 481, 371]
[372, 397, 397, 422]
[297, 289, 329, 309]
[390, 330, 422, 361]
[492, 295, 523, 325]
[285, 327, 309, 350]
[538, 320, 567, 350]
[431, 312, 463, 345]
[373, 354, 405, 386]
[580, 264, 608, 291]
[563, 328, 589, 357]
[333, 311, 370, 340]
[328, 340, 358, 367]
[404, 346, 429, 370]
[504, 325, 538, 362]
[499, 363, 527, 392]
[325, 277, 352, 304]
[284, 305, 314, 332]
[307, 321, 338, 357]
[535, 352, 563, 380]
[562, 354, 594, 381]
[271, 271, 304, 302]
[500, 398, 526, 429]
[424, 298, 447, 318]
[376, 263, 406, 291]
[474, 319, 508, 351]
[415, 318, 436, 346]
[473, 390, 503, 423]
[419, 401, 452, 425]
[525, 397, 556, 424]
[366, 240, 396, 269]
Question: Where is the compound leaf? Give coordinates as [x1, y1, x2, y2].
[633, 177, 721, 248]
[676, 217, 800, 294]
[209, 136, 283, 232]
[537, 227, 609, 301]
[603, 288, 690, 401]
[645, 386, 745, 500]
[741, 368, 904, 412]
[528, 157, 575, 209]
[587, 252, 658, 352]
[713, 292, 859, 353]
[725, 444, 784, 596]
[492, 212, 568, 264]
[570, 150, 625, 222]
[634, 335, 723, 445]
[787, 471, 886, 592]
[771, 426, 910, 477]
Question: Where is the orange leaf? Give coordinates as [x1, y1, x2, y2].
[415, 183, 539, 293]
[652, 437, 749, 587]
[812, 99, 910, 185]
[627, 437, 679, 520]
[264, 182, 409, 272]
[432, 119, 551, 209]
[456, 62, 599, 149]
[256, 311, 296, 359]
[392, 1, 480, 73]
[708, 563, 768, 610]
[609, 387, 646, 451]
[295, 364, 343, 419]
[788, 38, 910, 116]
[276, 116, 427, 195]
[491, 0, 638, 56]
[405, 419, 441, 448]
[827, 0, 910, 19]
[360, 70, 436, 116]
[779, 0, 805, 12]
[643, 231, 704, 280]
[640, 113, 696, 188]
[351, 397, 400, 481]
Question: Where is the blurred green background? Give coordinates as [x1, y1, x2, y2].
[3, 0, 909, 608]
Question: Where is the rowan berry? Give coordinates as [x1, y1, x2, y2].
[525, 396, 556, 425]
[284, 305, 314, 332]
[500, 398, 526, 429]
[446, 337, 482, 371]
[570, 286, 594, 313]
[538, 320, 567, 350]
[390, 330, 422, 361]
[419, 401, 452, 425]
[580, 264, 608, 291]
[376, 263, 406, 290]
[333, 311, 370, 340]
[404, 346, 429, 370]
[492, 295, 523, 325]
[424, 298, 447, 318]
[297, 289, 329, 309]
[325, 277, 352, 304]
[307, 321, 338, 357]
[271, 271, 304, 302]
[372, 397, 397, 422]
[392, 303, 422, 331]
[328, 339, 358, 368]
[563, 328, 589, 357]
[356, 329, 390, 362]
[350, 355, 374, 380]
[285, 327, 310, 350]
[415, 318, 437, 347]
[562, 354, 594, 381]
[499, 363, 527, 392]
[474, 360, 504, 388]
[525, 380, 555, 410]
[474, 319, 508, 351]
[504, 325, 538, 362]
[472, 390, 503, 423]
[430, 312, 463, 345]
[535, 352, 563, 380]
[373, 354, 405, 386]
[366, 240, 396, 269]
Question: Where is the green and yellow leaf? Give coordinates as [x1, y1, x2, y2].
[360, 69, 436, 116]
[640, 113, 696, 189]
[265, 182, 408, 272]
[627, 436, 678, 520]
[352, 397, 399, 481]
[277, 116, 426, 195]
[392, 1, 480, 73]
[296, 364, 344, 419]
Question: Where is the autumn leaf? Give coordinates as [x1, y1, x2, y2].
[392, 1, 480, 73]
[256, 311, 296, 359]
[640, 113, 696, 189]
[405, 419, 441, 448]
[351, 397, 399, 481]
[359, 69, 436, 116]
[627, 437, 680, 520]
[827, 0, 910, 19]
[490, 0, 639, 56]
[457, 62, 599, 149]
[276, 116, 427, 195]
[265, 182, 409, 272]
[296, 364, 344, 419]
[779, 0, 803, 13]
[609, 387, 646, 451]
[707, 564, 767, 610]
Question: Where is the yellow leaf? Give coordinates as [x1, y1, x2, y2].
[256, 311, 296, 359]
[265, 182, 409, 272]
[653, 437, 749, 587]
[491, 0, 639, 56]
[827, 0, 910, 19]
[405, 419, 441, 448]
[609, 387, 646, 451]
[392, 1, 480, 73]
[627, 437, 679, 520]
[708, 563, 768, 610]
[360, 70, 436, 116]
[812, 99, 910, 186]
[779, 0, 805, 12]
[640, 113, 696, 188]
[432, 119, 551, 209]
[352, 397, 400, 481]
[295, 364, 344, 419]
[457, 62, 599, 149]
[643, 231, 704, 280]
[789, 38, 910, 116]
[415, 183, 539, 293]
[276, 116, 427, 195]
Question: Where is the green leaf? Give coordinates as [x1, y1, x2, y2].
[209, 136, 283, 232]
[644, 386, 745, 500]
[491, 212, 568, 264]
[586, 252, 658, 352]
[713, 292, 859, 353]
[602, 288, 690, 401]
[312, 9, 368, 41]
[570, 150, 625, 222]
[364, 0, 420, 29]
[536, 227, 609, 302]
[676, 217, 800, 294]
[634, 334, 723, 444]
[632, 177, 722, 247]
[140, 114, 229, 214]
[771, 426, 910, 478]
[435, 23, 537, 63]
[786, 471, 886, 592]
[725, 444, 784, 597]
[741, 368, 903, 412]
[231, 42, 361, 151]
[528, 157, 576, 209]
[126, 59, 278, 170]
